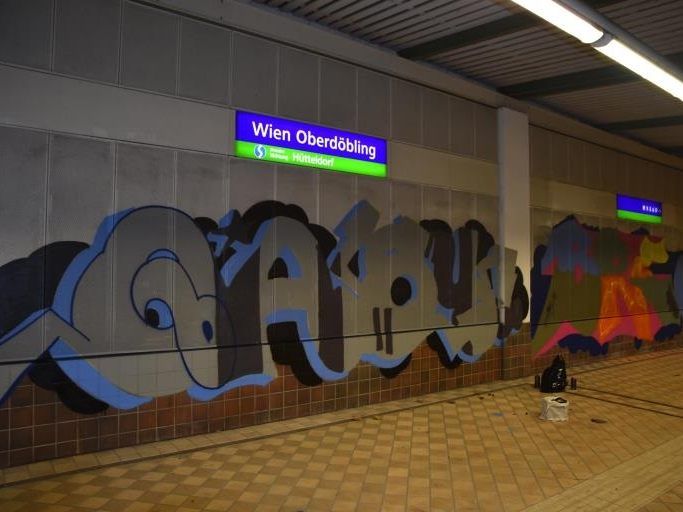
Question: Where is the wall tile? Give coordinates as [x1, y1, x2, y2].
[227, 158, 276, 337]
[121, 2, 178, 94]
[531, 207, 553, 251]
[638, 162, 655, 202]
[529, 126, 551, 180]
[391, 181, 420, 221]
[421, 185, 450, 222]
[355, 176, 390, 336]
[601, 148, 619, 193]
[583, 141, 603, 191]
[357, 175, 391, 227]
[450, 97, 475, 157]
[278, 48, 318, 122]
[357, 70, 389, 138]
[54, 0, 121, 83]
[421, 185, 451, 330]
[567, 137, 585, 188]
[422, 90, 449, 152]
[228, 157, 275, 214]
[179, 18, 230, 104]
[115, 143, 175, 210]
[656, 166, 672, 207]
[390, 182, 422, 332]
[0, 0, 52, 69]
[631, 158, 654, 199]
[550, 131, 569, 183]
[476, 193, 499, 242]
[275, 165, 318, 220]
[272, 165, 319, 328]
[176, 151, 227, 221]
[0, 127, 49, 356]
[320, 59, 356, 130]
[232, 33, 277, 114]
[616, 152, 634, 196]
[391, 80, 421, 145]
[319, 171, 355, 237]
[48, 134, 115, 361]
[112, 143, 175, 361]
[474, 104, 497, 162]
[0, 127, 48, 266]
[47, 134, 115, 243]
[318, 172, 358, 342]
[663, 167, 680, 207]
[451, 189, 476, 227]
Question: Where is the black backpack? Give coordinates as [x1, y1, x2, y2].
[540, 355, 567, 393]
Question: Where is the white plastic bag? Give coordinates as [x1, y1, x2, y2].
[539, 396, 569, 422]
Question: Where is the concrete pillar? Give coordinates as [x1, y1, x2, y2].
[497, 107, 531, 322]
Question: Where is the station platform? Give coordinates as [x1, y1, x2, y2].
[1, 349, 682, 512]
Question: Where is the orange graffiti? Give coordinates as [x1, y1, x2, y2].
[598, 276, 652, 341]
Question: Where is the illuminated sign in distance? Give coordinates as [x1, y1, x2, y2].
[616, 194, 662, 224]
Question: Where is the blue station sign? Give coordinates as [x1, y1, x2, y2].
[616, 194, 662, 224]
[234, 111, 387, 177]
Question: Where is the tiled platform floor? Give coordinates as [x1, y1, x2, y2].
[0, 348, 682, 511]
[639, 481, 683, 512]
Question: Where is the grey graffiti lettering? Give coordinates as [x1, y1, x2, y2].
[0, 201, 528, 411]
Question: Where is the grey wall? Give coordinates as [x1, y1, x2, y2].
[0, 0, 682, 469]
[0, 0, 680, 387]
[0, 123, 504, 276]
[530, 126, 683, 204]
[0, 0, 498, 163]
[0, 0, 504, 274]
[0, 0, 518, 405]
[529, 126, 683, 251]
[1, 0, 681, 322]
[0, 127, 503, 249]
[0, 125, 526, 410]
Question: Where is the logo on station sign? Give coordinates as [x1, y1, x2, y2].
[254, 144, 266, 159]
[234, 111, 387, 177]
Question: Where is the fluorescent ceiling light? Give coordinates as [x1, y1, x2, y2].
[596, 39, 683, 101]
[511, 0, 683, 103]
[510, 0, 603, 44]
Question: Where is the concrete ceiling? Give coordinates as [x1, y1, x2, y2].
[243, 0, 683, 159]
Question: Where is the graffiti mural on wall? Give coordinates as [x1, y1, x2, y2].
[531, 216, 683, 357]
[0, 200, 528, 413]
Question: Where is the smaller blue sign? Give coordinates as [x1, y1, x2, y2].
[616, 194, 662, 223]
[617, 194, 662, 216]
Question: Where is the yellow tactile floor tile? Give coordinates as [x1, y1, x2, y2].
[574, 351, 683, 408]
[0, 349, 682, 510]
[637, 480, 683, 511]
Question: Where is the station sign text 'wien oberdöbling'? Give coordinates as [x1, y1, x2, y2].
[616, 193, 662, 224]
[234, 111, 387, 177]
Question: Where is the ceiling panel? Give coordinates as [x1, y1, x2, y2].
[428, 0, 683, 87]
[600, 0, 683, 55]
[251, 0, 518, 49]
[625, 126, 683, 148]
[243, 0, 683, 160]
[429, 27, 604, 87]
[354, 1, 513, 48]
[540, 82, 683, 124]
